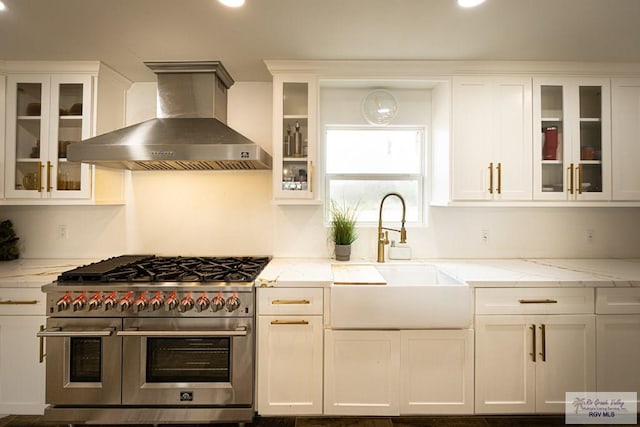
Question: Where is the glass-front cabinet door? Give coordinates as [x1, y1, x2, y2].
[272, 74, 318, 202]
[533, 78, 611, 201]
[5, 74, 92, 200]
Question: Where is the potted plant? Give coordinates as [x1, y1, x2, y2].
[329, 200, 358, 261]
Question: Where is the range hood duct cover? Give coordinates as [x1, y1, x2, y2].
[67, 61, 272, 171]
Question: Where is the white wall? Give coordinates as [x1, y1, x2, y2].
[2, 82, 639, 260]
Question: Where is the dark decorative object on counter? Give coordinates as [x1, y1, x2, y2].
[0, 220, 19, 261]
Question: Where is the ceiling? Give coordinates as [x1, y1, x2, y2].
[1, 0, 639, 83]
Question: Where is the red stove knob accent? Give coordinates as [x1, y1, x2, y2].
[88, 292, 103, 311]
[56, 293, 72, 312]
[179, 292, 195, 313]
[103, 292, 117, 311]
[134, 292, 149, 312]
[149, 292, 164, 312]
[195, 292, 210, 312]
[165, 291, 179, 311]
[211, 292, 226, 312]
[119, 291, 134, 312]
[72, 293, 87, 312]
[226, 292, 241, 312]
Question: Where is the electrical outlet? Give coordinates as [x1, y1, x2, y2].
[481, 229, 489, 244]
[585, 229, 594, 244]
[57, 224, 68, 240]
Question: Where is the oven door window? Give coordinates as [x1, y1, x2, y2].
[69, 337, 102, 383]
[146, 337, 231, 383]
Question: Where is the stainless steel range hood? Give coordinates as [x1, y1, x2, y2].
[67, 61, 272, 170]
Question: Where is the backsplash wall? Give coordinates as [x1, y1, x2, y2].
[3, 82, 639, 259]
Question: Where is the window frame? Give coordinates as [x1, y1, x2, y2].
[323, 125, 427, 225]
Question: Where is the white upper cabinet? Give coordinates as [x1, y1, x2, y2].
[451, 76, 532, 201]
[2, 62, 130, 205]
[269, 73, 319, 203]
[611, 78, 640, 201]
[6, 74, 92, 200]
[533, 78, 611, 201]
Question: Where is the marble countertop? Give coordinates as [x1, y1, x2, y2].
[257, 258, 640, 288]
[0, 258, 96, 288]
[2, 257, 639, 289]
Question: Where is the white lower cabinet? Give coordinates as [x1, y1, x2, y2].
[475, 314, 595, 414]
[256, 287, 323, 415]
[324, 330, 400, 416]
[595, 288, 640, 401]
[324, 329, 474, 416]
[0, 288, 46, 415]
[400, 330, 474, 414]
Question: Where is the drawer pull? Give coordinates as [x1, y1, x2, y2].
[518, 299, 558, 304]
[0, 299, 39, 305]
[271, 299, 310, 305]
[270, 320, 309, 325]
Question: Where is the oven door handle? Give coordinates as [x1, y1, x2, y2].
[116, 326, 248, 337]
[36, 327, 115, 337]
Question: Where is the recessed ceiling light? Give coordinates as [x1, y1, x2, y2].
[218, 0, 245, 7]
[0, 1, 7, 11]
[458, 0, 486, 7]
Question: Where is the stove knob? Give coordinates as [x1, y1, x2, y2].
[165, 294, 179, 312]
[103, 294, 117, 311]
[226, 294, 241, 312]
[134, 295, 149, 313]
[88, 293, 103, 311]
[195, 295, 210, 312]
[119, 293, 133, 312]
[72, 294, 87, 312]
[56, 294, 71, 312]
[179, 295, 195, 313]
[149, 294, 164, 311]
[211, 294, 225, 312]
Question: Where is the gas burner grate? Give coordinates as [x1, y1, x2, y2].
[58, 255, 271, 284]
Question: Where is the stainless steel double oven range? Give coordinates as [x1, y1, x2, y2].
[38, 255, 270, 425]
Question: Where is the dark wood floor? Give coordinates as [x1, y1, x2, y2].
[1, 415, 632, 427]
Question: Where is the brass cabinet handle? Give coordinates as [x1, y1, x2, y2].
[271, 299, 310, 305]
[309, 160, 313, 193]
[39, 325, 46, 363]
[496, 162, 502, 194]
[0, 300, 39, 305]
[576, 164, 582, 195]
[539, 324, 547, 362]
[488, 162, 494, 194]
[37, 162, 43, 192]
[518, 299, 558, 304]
[270, 320, 309, 325]
[47, 161, 53, 192]
[568, 163, 574, 194]
[530, 324, 536, 362]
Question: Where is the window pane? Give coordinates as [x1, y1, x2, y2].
[326, 129, 422, 174]
[329, 180, 420, 222]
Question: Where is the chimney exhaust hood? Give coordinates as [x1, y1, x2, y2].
[67, 61, 272, 171]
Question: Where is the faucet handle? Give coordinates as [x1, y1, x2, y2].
[383, 231, 389, 245]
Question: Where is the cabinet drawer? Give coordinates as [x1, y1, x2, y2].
[596, 288, 640, 314]
[258, 288, 323, 315]
[0, 288, 46, 315]
[475, 288, 594, 315]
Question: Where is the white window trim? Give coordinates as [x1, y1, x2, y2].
[323, 125, 427, 226]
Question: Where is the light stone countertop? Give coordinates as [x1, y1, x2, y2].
[0, 258, 97, 288]
[2, 257, 639, 289]
[257, 258, 640, 288]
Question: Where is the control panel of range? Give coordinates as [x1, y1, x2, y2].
[47, 290, 253, 317]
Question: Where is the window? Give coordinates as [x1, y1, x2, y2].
[325, 127, 425, 223]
